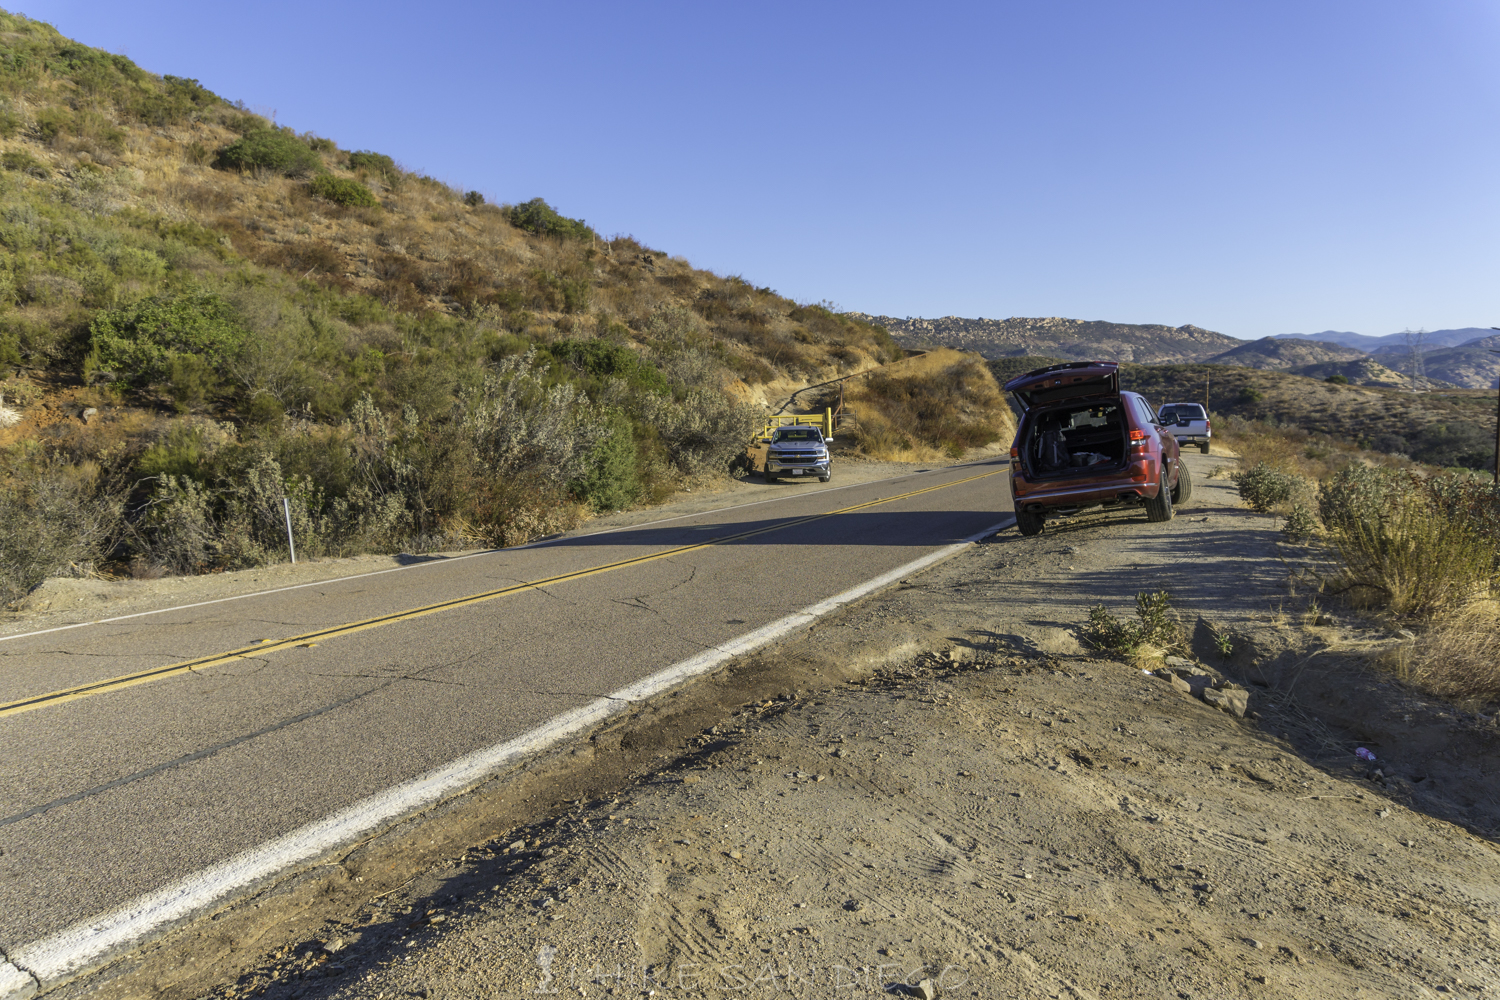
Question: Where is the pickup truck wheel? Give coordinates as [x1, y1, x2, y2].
[1200, 442, 1210, 454]
[1145, 466, 1175, 522]
[819, 474, 830, 483]
[1172, 459, 1193, 506]
[1015, 508, 1044, 536]
[764, 471, 777, 483]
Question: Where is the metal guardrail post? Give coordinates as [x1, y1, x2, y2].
[282, 497, 297, 565]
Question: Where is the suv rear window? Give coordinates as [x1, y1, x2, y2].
[1159, 404, 1206, 421]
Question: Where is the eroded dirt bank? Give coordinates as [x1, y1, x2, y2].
[46, 455, 1500, 999]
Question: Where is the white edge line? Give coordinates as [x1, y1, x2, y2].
[2, 515, 1016, 995]
[0, 964, 33, 1000]
[0, 460, 1010, 646]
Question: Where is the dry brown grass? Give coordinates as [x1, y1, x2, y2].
[839, 349, 1015, 461]
[1378, 601, 1500, 707]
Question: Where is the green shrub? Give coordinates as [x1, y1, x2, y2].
[89, 290, 246, 384]
[214, 127, 322, 177]
[463, 190, 484, 207]
[1232, 461, 1298, 512]
[166, 352, 217, 411]
[33, 106, 72, 141]
[136, 422, 223, 481]
[1239, 386, 1264, 403]
[1081, 590, 1183, 656]
[348, 150, 397, 176]
[551, 338, 668, 394]
[132, 75, 221, 126]
[571, 411, 640, 512]
[533, 270, 591, 313]
[1411, 421, 1493, 471]
[1281, 504, 1318, 543]
[1324, 374, 1349, 384]
[309, 174, 379, 208]
[1414, 472, 1500, 548]
[1317, 463, 1402, 531]
[503, 198, 597, 241]
[1, 150, 48, 178]
[0, 111, 19, 138]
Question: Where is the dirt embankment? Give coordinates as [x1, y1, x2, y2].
[50, 454, 1500, 1000]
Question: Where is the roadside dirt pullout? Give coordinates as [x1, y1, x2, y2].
[42, 455, 1500, 999]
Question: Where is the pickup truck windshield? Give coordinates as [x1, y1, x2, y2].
[773, 429, 823, 443]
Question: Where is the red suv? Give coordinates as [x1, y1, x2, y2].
[1004, 361, 1191, 536]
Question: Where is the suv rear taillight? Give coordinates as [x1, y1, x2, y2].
[1010, 446, 1019, 459]
[1129, 429, 1147, 440]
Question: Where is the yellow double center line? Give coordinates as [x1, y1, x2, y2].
[1, 469, 1005, 719]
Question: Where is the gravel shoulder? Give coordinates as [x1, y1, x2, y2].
[42, 453, 1500, 1000]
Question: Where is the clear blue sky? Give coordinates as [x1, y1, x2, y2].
[22, 0, 1500, 339]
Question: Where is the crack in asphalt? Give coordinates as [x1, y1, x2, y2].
[183, 655, 275, 681]
[0, 686, 387, 830]
[527, 584, 578, 607]
[307, 672, 465, 686]
[610, 563, 699, 615]
[0, 649, 174, 659]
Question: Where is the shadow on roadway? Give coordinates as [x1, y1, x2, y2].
[537, 510, 1014, 549]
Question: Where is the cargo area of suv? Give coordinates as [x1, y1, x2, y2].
[1019, 401, 1130, 481]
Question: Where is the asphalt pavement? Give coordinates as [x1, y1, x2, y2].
[0, 459, 1014, 955]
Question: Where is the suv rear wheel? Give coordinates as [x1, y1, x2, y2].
[1171, 460, 1193, 506]
[1015, 508, 1044, 536]
[1145, 466, 1174, 522]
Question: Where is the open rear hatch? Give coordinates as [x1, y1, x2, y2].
[1004, 361, 1120, 408]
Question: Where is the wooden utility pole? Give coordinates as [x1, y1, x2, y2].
[1490, 328, 1500, 482]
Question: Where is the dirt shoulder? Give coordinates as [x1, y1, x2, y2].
[44, 454, 1500, 999]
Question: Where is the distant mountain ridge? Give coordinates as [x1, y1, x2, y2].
[850, 314, 1240, 364]
[1273, 328, 1493, 351]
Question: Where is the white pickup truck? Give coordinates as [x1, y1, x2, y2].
[1156, 402, 1211, 454]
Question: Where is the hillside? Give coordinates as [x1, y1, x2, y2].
[1204, 335, 1367, 369]
[0, 12, 1012, 604]
[1286, 357, 1413, 387]
[848, 313, 1241, 363]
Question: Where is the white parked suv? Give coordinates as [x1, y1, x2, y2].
[1156, 402, 1211, 454]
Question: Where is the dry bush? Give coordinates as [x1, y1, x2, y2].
[1327, 497, 1494, 617]
[0, 465, 125, 605]
[1380, 602, 1500, 705]
[842, 348, 1015, 461]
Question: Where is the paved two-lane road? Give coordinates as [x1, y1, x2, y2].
[0, 459, 1014, 975]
